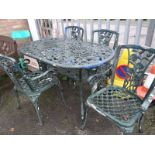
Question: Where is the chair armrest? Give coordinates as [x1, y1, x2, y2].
[87, 69, 110, 83]
[23, 68, 57, 91]
[87, 68, 111, 94]
[24, 68, 56, 81]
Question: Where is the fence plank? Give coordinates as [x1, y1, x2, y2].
[71, 19, 74, 26]
[56, 19, 60, 38]
[106, 19, 110, 29]
[61, 19, 65, 38]
[98, 19, 102, 30]
[35, 19, 42, 39]
[145, 19, 155, 47]
[39, 20, 44, 38]
[41, 19, 52, 38]
[35, 19, 152, 46]
[134, 19, 143, 44]
[48, 19, 53, 28]
[84, 19, 87, 42]
[66, 19, 69, 27]
[48, 19, 53, 37]
[90, 19, 94, 42]
[42, 19, 47, 37]
[115, 19, 120, 32]
[77, 19, 80, 27]
[124, 19, 131, 44]
[41, 19, 47, 38]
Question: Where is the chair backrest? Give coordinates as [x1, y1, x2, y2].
[111, 44, 155, 92]
[0, 35, 18, 58]
[65, 26, 84, 40]
[0, 54, 23, 89]
[92, 29, 119, 49]
[111, 45, 155, 111]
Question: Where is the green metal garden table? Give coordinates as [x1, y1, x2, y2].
[20, 38, 114, 120]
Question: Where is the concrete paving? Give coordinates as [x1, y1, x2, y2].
[0, 76, 155, 135]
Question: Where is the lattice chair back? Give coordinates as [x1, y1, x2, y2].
[65, 26, 84, 40]
[111, 45, 155, 95]
[92, 29, 119, 49]
[0, 54, 23, 89]
[0, 35, 18, 59]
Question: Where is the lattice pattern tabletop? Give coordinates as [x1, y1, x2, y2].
[20, 38, 114, 69]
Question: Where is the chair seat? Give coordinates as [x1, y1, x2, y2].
[87, 86, 143, 127]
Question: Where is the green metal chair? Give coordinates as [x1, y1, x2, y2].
[87, 29, 119, 90]
[57, 26, 85, 84]
[92, 29, 119, 49]
[82, 45, 155, 134]
[0, 54, 65, 125]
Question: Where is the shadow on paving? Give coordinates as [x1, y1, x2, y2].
[0, 76, 155, 135]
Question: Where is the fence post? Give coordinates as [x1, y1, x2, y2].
[77, 19, 80, 26]
[61, 19, 65, 38]
[115, 19, 120, 32]
[106, 19, 110, 29]
[124, 19, 131, 44]
[84, 19, 87, 42]
[35, 20, 42, 39]
[27, 19, 40, 40]
[134, 19, 143, 44]
[145, 19, 155, 47]
[90, 19, 94, 42]
[71, 19, 74, 26]
[98, 19, 102, 30]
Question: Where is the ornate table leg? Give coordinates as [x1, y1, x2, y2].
[79, 69, 86, 121]
[79, 69, 88, 129]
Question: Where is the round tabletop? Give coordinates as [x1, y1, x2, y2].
[20, 38, 114, 69]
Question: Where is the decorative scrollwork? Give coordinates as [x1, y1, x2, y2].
[65, 26, 84, 41]
[99, 31, 113, 46]
[21, 38, 114, 69]
[113, 45, 155, 92]
[0, 54, 22, 88]
[0, 54, 59, 93]
[92, 29, 119, 49]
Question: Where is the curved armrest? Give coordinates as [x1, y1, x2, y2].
[22, 68, 57, 91]
[87, 68, 112, 94]
[24, 68, 56, 81]
[87, 69, 111, 83]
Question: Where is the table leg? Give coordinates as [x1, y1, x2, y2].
[79, 69, 84, 120]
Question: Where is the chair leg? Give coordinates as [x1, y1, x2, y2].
[14, 89, 21, 109]
[33, 98, 43, 126]
[57, 81, 67, 107]
[73, 81, 77, 89]
[120, 126, 134, 135]
[123, 131, 132, 135]
[81, 105, 88, 130]
[138, 114, 144, 133]
[68, 79, 77, 89]
[0, 91, 1, 105]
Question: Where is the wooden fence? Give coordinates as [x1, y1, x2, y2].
[35, 19, 155, 47]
